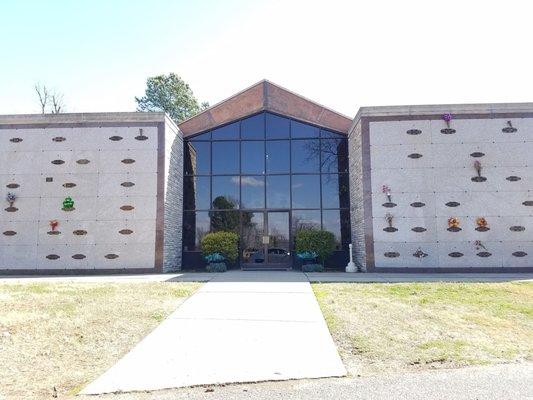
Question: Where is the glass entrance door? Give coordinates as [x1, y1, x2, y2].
[265, 212, 291, 266]
[241, 211, 291, 268]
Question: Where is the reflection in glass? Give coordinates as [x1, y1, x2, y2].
[212, 141, 239, 174]
[321, 174, 349, 209]
[210, 209, 240, 234]
[267, 212, 291, 264]
[185, 141, 210, 175]
[184, 176, 210, 210]
[266, 175, 290, 208]
[291, 139, 320, 173]
[266, 113, 290, 139]
[320, 129, 344, 139]
[189, 131, 211, 141]
[291, 120, 319, 138]
[212, 122, 239, 140]
[183, 211, 210, 251]
[322, 209, 350, 249]
[241, 176, 265, 209]
[292, 174, 320, 208]
[212, 176, 239, 209]
[292, 210, 321, 241]
[241, 212, 264, 262]
[241, 113, 264, 139]
[266, 140, 290, 173]
[241, 141, 265, 174]
[321, 138, 348, 173]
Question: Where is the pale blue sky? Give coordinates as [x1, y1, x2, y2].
[1, 0, 532, 117]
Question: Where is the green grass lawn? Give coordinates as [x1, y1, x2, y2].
[313, 281, 533, 376]
[0, 282, 201, 400]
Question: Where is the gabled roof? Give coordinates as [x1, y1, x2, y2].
[178, 80, 353, 136]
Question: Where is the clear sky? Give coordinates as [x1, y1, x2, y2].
[1, 0, 532, 117]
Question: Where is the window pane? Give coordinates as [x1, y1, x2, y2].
[321, 138, 348, 173]
[292, 174, 320, 208]
[212, 122, 239, 140]
[292, 210, 321, 241]
[184, 176, 210, 210]
[266, 140, 290, 173]
[210, 209, 240, 234]
[322, 209, 351, 249]
[241, 176, 265, 209]
[212, 176, 240, 209]
[320, 129, 345, 139]
[189, 131, 211, 141]
[241, 212, 264, 262]
[241, 141, 265, 174]
[321, 174, 349, 209]
[185, 141, 210, 175]
[291, 139, 320, 173]
[266, 175, 290, 208]
[266, 113, 290, 139]
[291, 120, 319, 138]
[241, 113, 264, 139]
[183, 211, 210, 251]
[212, 141, 239, 174]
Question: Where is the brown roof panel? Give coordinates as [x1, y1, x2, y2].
[178, 80, 352, 136]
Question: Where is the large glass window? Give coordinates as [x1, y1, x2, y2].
[184, 176, 210, 210]
[185, 141, 210, 175]
[182, 111, 351, 268]
[212, 141, 239, 174]
[241, 113, 264, 139]
[241, 141, 265, 174]
[212, 122, 239, 140]
[292, 174, 320, 208]
[266, 175, 290, 208]
[266, 140, 290, 173]
[212, 176, 239, 209]
[241, 176, 265, 209]
[291, 139, 320, 173]
[266, 113, 290, 139]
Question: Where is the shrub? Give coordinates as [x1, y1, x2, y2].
[201, 231, 239, 263]
[302, 263, 324, 273]
[206, 262, 227, 273]
[295, 229, 335, 267]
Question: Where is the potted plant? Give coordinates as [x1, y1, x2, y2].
[295, 229, 335, 272]
[201, 231, 238, 272]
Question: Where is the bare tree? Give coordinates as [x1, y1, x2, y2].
[35, 83, 49, 114]
[34, 83, 65, 114]
[50, 92, 64, 114]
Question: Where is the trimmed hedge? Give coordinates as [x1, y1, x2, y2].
[201, 231, 239, 262]
[206, 262, 227, 273]
[295, 229, 335, 267]
[302, 263, 325, 273]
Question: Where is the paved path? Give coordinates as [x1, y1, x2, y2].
[81, 271, 345, 394]
[79, 363, 533, 400]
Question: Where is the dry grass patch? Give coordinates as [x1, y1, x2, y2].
[313, 281, 533, 376]
[0, 281, 201, 399]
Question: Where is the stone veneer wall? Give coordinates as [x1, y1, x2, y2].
[356, 112, 533, 271]
[348, 118, 366, 270]
[0, 114, 172, 273]
[163, 121, 183, 272]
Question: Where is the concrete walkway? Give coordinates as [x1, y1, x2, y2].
[81, 271, 346, 394]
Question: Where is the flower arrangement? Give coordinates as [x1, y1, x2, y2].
[448, 217, 460, 228]
[442, 113, 452, 128]
[413, 248, 428, 258]
[6, 192, 16, 207]
[473, 160, 482, 177]
[49, 220, 59, 232]
[385, 213, 394, 228]
[382, 185, 392, 202]
[62, 197, 74, 210]
[474, 240, 487, 251]
[476, 217, 488, 228]
[296, 251, 318, 261]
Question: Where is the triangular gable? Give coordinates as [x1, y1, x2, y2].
[178, 80, 352, 137]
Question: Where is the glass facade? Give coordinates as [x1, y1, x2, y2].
[182, 111, 351, 269]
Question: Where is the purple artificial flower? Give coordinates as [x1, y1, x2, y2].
[442, 113, 452, 122]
